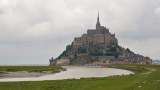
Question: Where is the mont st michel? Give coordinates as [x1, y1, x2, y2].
[1, 0, 160, 89]
[49, 14, 152, 66]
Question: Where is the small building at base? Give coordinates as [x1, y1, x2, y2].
[49, 57, 69, 66]
[56, 57, 70, 66]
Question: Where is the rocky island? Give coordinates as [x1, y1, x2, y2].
[50, 14, 152, 66]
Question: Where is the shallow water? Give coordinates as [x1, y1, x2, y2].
[0, 66, 134, 82]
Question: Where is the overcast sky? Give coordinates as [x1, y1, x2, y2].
[0, 0, 160, 65]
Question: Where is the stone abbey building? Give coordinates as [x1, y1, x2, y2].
[72, 14, 118, 54]
[50, 14, 152, 66]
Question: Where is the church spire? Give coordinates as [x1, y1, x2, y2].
[96, 12, 101, 26]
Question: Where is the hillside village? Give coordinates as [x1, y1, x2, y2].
[49, 14, 152, 66]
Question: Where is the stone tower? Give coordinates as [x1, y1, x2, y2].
[96, 12, 101, 30]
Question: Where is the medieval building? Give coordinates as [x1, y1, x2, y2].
[49, 13, 152, 66]
[72, 13, 118, 54]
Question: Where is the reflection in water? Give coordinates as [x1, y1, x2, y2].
[0, 66, 134, 82]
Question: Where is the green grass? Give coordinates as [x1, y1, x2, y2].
[0, 66, 64, 72]
[112, 64, 150, 73]
[0, 65, 160, 90]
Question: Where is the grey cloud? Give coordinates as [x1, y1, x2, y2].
[0, 0, 160, 64]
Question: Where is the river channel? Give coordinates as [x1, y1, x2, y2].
[0, 66, 134, 82]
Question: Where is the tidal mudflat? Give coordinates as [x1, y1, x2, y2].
[0, 66, 133, 82]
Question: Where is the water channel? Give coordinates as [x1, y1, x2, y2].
[0, 66, 134, 82]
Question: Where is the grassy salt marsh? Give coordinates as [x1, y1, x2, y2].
[0, 66, 64, 73]
[0, 64, 160, 90]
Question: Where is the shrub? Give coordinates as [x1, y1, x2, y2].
[90, 50, 104, 56]
[126, 48, 131, 53]
[78, 47, 87, 53]
[57, 43, 73, 59]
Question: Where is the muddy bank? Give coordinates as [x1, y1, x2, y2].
[0, 67, 66, 79]
[0, 71, 55, 78]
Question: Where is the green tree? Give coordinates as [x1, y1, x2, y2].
[90, 50, 104, 56]
[113, 52, 119, 58]
[78, 47, 87, 53]
[57, 43, 73, 59]
[126, 48, 131, 53]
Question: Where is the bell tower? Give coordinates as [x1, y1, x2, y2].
[96, 12, 101, 30]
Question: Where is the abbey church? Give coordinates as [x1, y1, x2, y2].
[50, 14, 152, 66]
[72, 13, 118, 54]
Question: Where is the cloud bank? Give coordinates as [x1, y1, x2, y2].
[0, 0, 160, 64]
